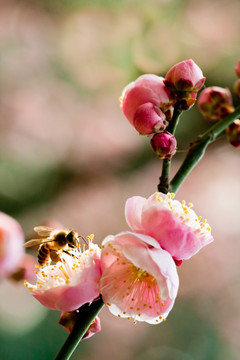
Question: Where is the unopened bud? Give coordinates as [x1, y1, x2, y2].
[121, 74, 174, 129]
[151, 131, 177, 159]
[235, 59, 240, 78]
[59, 311, 101, 339]
[226, 119, 240, 148]
[165, 59, 205, 92]
[198, 86, 234, 121]
[234, 79, 240, 98]
[59, 311, 77, 333]
[133, 102, 168, 135]
[164, 59, 205, 110]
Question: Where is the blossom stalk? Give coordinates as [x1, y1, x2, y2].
[54, 297, 104, 360]
[170, 105, 240, 193]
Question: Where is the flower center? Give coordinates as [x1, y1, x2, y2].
[129, 266, 156, 285]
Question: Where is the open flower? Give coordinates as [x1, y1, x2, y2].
[0, 212, 25, 277]
[24, 238, 102, 312]
[125, 192, 213, 262]
[100, 232, 179, 324]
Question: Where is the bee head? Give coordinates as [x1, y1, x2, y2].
[66, 231, 78, 248]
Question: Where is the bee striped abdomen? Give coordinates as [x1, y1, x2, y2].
[38, 244, 50, 266]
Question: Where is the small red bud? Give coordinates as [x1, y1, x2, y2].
[235, 59, 240, 78]
[198, 86, 234, 121]
[226, 119, 240, 148]
[234, 79, 240, 98]
[151, 131, 177, 159]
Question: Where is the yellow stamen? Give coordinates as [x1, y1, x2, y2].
[87, 234, 94, 240]
[59, 265, 69, 280]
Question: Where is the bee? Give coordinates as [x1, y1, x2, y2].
[23, 226, 80, 266]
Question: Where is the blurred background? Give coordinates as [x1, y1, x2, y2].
[0, 0, 240, 359]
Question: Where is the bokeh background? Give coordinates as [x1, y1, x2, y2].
[0, 0, 240, 359]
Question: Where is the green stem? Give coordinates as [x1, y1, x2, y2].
[54, 297, 104, 360]
[158, 105, 182, 194]
[158, 158, 171, 194]
[167, 106, 182, 136]
[170, 106, 240, 193]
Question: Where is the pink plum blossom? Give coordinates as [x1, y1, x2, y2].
[59, 311, 101, 339]
[133, 102, 168, 135]
[100, 231, 179, 324]
[0, 212, 25, 277]
[25, 239, 102, 312]
[125, 192, 213, 261]
[164, 59, 205, 92]
[151, 131, 177, 159]
[198, 86, 234, 121]
[120, 74, 174, 129]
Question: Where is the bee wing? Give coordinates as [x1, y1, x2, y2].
[23, 238, 52, 248]
[34, 226, 55, 237]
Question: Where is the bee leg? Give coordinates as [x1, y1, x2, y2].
[62, 250, 74, 258]
[50, 250, 61, 263]
[78, 235, 88, 245]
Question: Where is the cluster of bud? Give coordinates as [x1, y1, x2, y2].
[121, 59, 205, 159]
[196, 59, 240, 149]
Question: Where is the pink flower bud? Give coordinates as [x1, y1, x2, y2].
[164, 59, 206, 92]
[234, 78, 240, 98]
[226, 119, 240, 148]
[82, 315, 101, 340]
[133, 102, 168, 135]
[121, 74, 174, 129]
[150, 132, 177, 159]
[198, 86, 234, 121]
[0, 212, 24, 277]
[59, 311, 101, 339]
[235, 59, 240, 78]
[59, 310, 77, 333]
